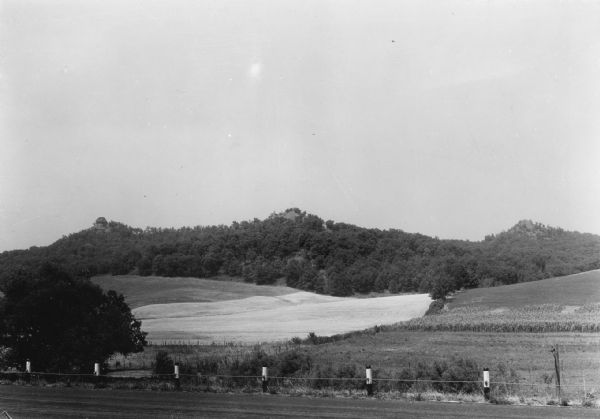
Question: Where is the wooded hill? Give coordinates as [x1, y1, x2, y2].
[1, 210, 598, 298]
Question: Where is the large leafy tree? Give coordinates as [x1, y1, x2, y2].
[0, 263, 146, 372]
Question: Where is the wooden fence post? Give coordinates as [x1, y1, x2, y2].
[366, 365, 373, 396]
[551, 345, 561, 399]
[483, 368, 490, 401]
[262, 366, 268, 393]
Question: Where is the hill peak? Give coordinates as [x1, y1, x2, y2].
[495, 219, 568, 241]
[510, 219, 546, 232]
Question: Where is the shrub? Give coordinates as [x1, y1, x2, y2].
[395, 367, 415, 392]
[0, 346, 13, 370]
[425, 299, 445, 316]
[390, 357, 480, 394]
[494, 362, 521, 395]
[154, 351, 174, 375]
[228, 349, 274, 386]
[304, 332, 335, 345]
[490, 396, 512, 405]
[277, 350, 311, 376]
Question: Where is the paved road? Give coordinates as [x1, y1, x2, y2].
[0, 386, 597, 418]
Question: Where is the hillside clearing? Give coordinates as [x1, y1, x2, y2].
[134, 292, 431, 343]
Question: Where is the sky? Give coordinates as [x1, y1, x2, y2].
[1, 0, 599, 251]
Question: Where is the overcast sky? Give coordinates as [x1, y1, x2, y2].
[1, 0, 599, 251]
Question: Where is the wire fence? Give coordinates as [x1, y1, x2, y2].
[0, 370, 595, 400]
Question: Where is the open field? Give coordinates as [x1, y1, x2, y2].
[100, 270, 600, 403]
[134, 292, 431, 343]
[92, 274, 431, 343]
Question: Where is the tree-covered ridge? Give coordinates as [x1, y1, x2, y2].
[0, 209, 598, 298]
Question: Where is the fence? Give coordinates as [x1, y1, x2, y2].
[0, 368, 594, 401]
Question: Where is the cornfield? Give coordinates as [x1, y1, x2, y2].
[397, 304, 600, 333]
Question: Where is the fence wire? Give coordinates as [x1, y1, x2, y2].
[0, 370, 594, 399]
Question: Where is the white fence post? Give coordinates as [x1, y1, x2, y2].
[366, 365, 373, 396]
[174, 363, 180, 389]
[483, 368, 490, 401]
[262, 366, 268, 393]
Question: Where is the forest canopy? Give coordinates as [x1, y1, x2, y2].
[0, 210, 598, 299]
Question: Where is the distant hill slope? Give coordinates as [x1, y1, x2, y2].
[399, 270, 600, 333]
[1, 209, 599, 298]
[449, 269, 600, 309]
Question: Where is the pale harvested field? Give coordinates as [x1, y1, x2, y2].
[134, 292, 431, 343]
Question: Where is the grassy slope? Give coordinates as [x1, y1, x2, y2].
[110, 270, 600, 394]
[298, 270, 600, 389]
[395, 272, 600, 333]
[449, 270, 600, 309]
[91, 275, 297, 309]
[96, 270, 600, 311]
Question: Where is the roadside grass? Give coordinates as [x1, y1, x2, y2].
[107, 330, 600, 396]
[3, 375, 599, 408]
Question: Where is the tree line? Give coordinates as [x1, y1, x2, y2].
[1, 210, 599, 299]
